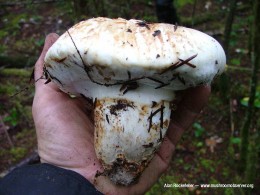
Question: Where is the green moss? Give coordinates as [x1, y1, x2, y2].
[0, 81, 18, 96]
[9, 147, 27, 161]
[175, 0, 195, 8]
[0, 68, 31, 77]
[15, 129, 35, 142]
[2, 13, 29, 36]
[200, 159, 215, 173]
[3, 107, 19, 127]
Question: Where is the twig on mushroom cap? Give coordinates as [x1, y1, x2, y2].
[178, 54, 198, 68]
[106, 114, 110, 124]
[127, 71, 131, 80]
[120, 81, 139, 95]
[160, 54, 198, 75]
[136, 21, 150, 30]
[67, 30, 109, 87]
[67, 30, 91, 72]
[43, 64, 63, 85]
[142, 142, 154, 148]
[147, 77, 164, 84]
[174, 23, 178, 32]
[152, 30, 161, 37]
[159, 61, 180, 75]
[155, 83, 170, 89]
[177, 75, 186, 85]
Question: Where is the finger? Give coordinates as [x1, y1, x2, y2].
[34, 33, 59, 88]
[167, 85, 211, 145]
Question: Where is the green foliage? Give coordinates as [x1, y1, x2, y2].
[1, 13, 28, 36]
[15, 129, 32, 140]
[3, 108, 20, 127]
[14, 36, 44, 53]
[200, 159, 215, 173]
[222, 167, 230, 178]
[224, 188, 235, 195]
[142, 15, 157, 22]
[230, 58, 241, 66]
[57, 0, 74, 16]
[145, 0, 153, 6]
[209, 178, 219, 184]
[31, 15, 43, 23]
[193, 122, 205, 138]
[35, 37, 45, 47]
[0, 81, 17, 95]
[175, 0, 195, 8]
[9, 147, 27, 161]
[230, 137, 241, 144]
[0, 30, 8, 40]
[0, 45, 8, 55]
[196, 141, 204, 147]
[240, 88, 260, 108]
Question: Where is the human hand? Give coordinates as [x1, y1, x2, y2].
[32, 33, 211, 195]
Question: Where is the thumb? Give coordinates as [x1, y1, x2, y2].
[34, 33, 59, 84]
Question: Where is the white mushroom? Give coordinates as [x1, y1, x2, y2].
[44, 17, 226, 186]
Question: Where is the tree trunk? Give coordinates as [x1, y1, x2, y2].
[217, 0, 237, 105]
[245, 128, 260, 194]
[223, 0, 237, 60]
[240, 0, 260, 174]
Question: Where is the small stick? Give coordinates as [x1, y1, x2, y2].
[29, 68, 35, 84]
[174, 23, 178, 32]
[160, 105, 164, 129]
[147, 77, 164, 84]
[0, 116, 14, 147]
[152, 30, 161, 37]
[127, 71, 131, 80]
[160, 54, 198, 75]
[177, 75, 186, 85]
[106, 114, 110, 124]
[155, 83, 170, 89]
[159, 61, 180, 75]
[67, 30, 91, 72]
[120, 81, 139, 95]
[137, 21, 150, 30]
[148, 106, 165, 132]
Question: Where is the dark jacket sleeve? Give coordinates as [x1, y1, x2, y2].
[0, 163, 103, 195]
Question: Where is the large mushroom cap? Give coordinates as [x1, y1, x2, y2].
[45, 17, 226, 93]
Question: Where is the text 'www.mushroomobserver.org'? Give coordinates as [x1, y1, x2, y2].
[164, 183, 254, 189]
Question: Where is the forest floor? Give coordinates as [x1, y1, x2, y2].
[0, 0, 259, 194]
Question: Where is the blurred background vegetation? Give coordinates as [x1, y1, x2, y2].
[0, 0, 259, 194]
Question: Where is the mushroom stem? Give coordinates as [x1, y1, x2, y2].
[94, 95, 172, 185]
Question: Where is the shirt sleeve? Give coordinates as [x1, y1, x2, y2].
[0, 163, 103, 195]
